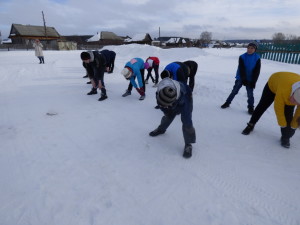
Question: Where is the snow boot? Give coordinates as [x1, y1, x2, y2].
[145, 80, 149, 84]
[122, 90, 131, 97]
[221, 102, 230, 109]
[83, 74, 88, 78]
[242, 123, 254, 135]
[149, 128, 165, 137]
[139, 95, 145, 100]
[86, 81, 91, 84]
[98, 95, 108, 101]
[183, 144, 192, 158]
[281, 137, 290, 148]
[87, 88, 97, 95]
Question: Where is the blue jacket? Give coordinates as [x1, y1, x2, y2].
[125, 58, 145, 88]
[164, 62, 187, 83]
[236, 52, 261, 84]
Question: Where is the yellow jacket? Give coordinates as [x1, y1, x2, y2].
[268, 72, 300, 128]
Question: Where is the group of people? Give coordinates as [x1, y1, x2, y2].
[220, 42, 300, 149]
[79, 42, 300, 158]
[80, 50, 198, 158]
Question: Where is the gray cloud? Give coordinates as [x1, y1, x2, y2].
[1, 0, 300, 40]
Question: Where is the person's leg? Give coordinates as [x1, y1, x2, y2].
[246, 86, 254, 114]
[225, 79, 243, 104]
[280, 105, 296, 147]
[149, 111, 177, 136]
[154, 64, 159, 84]
[242, 83, 275, 134]
[140, 69, 146, 92]
[110, 55, 115, 73]
[249, 84, 275, 125]
[41, 56, 45, 64]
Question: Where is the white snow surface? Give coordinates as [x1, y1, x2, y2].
[0, 44, 300, 225]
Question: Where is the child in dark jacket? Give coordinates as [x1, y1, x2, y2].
[80, 51, 108, 101]
[149, 78, 196, 158]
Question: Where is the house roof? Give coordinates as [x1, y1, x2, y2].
[87, 31, 123, 42]
[9, 24, 60, 39]
[124, 33, 152, 42]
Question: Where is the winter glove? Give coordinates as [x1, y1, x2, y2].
[281, 126, 296, 139]
[242, 79, 248, 86]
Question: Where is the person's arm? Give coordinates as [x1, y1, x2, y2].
[250, 59, 261, 88]
[238, 56, 247, 85]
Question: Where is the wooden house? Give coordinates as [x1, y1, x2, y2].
[8, 23, 60, 49]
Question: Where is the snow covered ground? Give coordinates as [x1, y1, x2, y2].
[0, 44, 299, 225]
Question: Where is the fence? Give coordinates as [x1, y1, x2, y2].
[257, 43, 300, 64]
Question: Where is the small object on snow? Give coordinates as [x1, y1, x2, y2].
[46, 112, 57, 116]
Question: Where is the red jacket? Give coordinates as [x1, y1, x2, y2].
[147, 57, 160, 65]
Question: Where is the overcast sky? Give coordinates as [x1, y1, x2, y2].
[1, 0, 300, 40]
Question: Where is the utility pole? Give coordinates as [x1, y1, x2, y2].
[42, 11, 47, 39]
[159, 27, 161, 46]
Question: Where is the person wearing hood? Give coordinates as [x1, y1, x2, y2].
[149, 78, 196, 158]
[80, 51, 108, 101]
[121, 58, 146, 100]
[221, 43, 261, 114]
[242, 72, 300, 148]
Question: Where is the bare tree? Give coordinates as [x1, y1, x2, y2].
[199, 31, 212, 47]
[272, 32, 286, 43]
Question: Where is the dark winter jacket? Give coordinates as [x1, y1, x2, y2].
[84, 51, 106, 80]
[236, 52, 261, 87]
[100, 50, 116, 66]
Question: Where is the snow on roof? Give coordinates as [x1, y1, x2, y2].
[86, 32, 101, 42]
[124, 33, 146, 42]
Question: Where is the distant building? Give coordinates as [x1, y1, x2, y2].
[156, 36, 191, 47]
[86, 31, 124, 45]
[124, 33, 152, 45]
[8, 23, 60, 49]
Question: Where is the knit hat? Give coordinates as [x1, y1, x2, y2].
[121, 67, 132, 79]
[160, 70, 171, 79]
[293, 88, 300, 104]
[157, 86, 177, 107]
[247, 42, 257, 51]
[80, 52, 90, 60]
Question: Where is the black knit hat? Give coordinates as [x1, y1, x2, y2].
[160, 70, 171, 79]
[247, 42, 257, 51]
[157, 87, 177, 107]
[80, 52, 90, 60]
